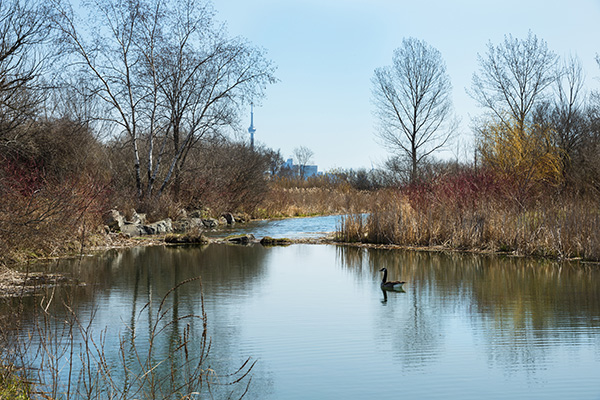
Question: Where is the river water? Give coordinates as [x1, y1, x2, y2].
[4, 216, 600, 399]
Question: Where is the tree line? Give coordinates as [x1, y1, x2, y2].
[0, 0, 280, 263]
[0, 0, 279, 202]
[372, 32, 600, 200]
[2, 0, 600, 261]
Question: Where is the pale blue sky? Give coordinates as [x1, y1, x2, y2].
[215, 0, 600, 171]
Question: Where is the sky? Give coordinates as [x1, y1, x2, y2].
[213, 0, 600, 171]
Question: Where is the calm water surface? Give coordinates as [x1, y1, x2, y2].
[205, 214, 343, 239]
[6, 216, 600, 399]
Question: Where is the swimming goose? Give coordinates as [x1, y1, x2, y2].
[379, 268, 405, 290]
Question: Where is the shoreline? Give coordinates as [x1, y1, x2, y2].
[2, 229, 598, 298]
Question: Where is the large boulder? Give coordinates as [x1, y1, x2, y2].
[104, 209, 125, 231]
[143, 218, 173, 235]
[130, 209, 147, 225]
[201, 218, 219, 229]
[106, 209, 173, 237]
[172, 218, 204, 233]
[120, 221, 146, 237]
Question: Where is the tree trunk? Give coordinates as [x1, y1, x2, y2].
[133, 135, 143, 198]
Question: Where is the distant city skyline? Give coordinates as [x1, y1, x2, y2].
[216, 0, 600, 171]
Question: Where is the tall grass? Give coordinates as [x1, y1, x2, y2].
[338, 171, 600, 261]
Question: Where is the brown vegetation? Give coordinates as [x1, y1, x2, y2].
[256, 184, 373, 219]
[338, 169, 600, 261]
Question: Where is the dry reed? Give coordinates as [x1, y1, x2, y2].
[338, 188, 600, 261]
[256, 185, 373, 219]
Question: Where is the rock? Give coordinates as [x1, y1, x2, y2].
[226, 234, 255, 245]
[143, 218, 172, 235]
[120, 222, 146, 237]
[222, 212, 235, 225]
[172, 218, 204, 233]
[202, 218, 219, 229]
[104, 209, 125, 231]
[260, 236, 292, 246]
[130, 209, 146, 225]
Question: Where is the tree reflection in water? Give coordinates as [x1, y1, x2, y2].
[3, 243, 599, 399]
[337, 245, 600, 375]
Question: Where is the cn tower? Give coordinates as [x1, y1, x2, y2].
[248, 103, 256, 151]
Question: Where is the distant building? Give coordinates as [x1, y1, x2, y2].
[282, 158, 320, 179]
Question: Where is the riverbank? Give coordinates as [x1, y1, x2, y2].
[5, 220, 599, 299]
[0, 225, 342, 297]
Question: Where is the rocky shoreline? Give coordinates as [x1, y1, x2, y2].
[0, 209, 338, 297]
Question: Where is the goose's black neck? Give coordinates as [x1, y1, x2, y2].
[381, 269, 388, 284]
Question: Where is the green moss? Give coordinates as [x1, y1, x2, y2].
[0, 370, 31, 400]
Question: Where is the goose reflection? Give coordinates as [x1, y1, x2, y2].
[380, 287, 405, 303]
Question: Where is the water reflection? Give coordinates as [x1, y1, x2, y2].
[2, 244, 273, 398]
[337, 245, 600, 379]
[380, 287, 405, 304]
[3, 243, 600, 399]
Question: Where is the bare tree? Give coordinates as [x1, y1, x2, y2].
[0, 0, 55, 148]
[154, 3, 276, 198]
[533, 55, 587, 186]
[53, 0, 276, 203]
[372, 37, 455, 183]
[53, 0, 149, 198]
[469, 31, 559, 132]
[293, 146, 314, 180]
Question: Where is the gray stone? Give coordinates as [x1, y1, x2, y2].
[172, 218, 204, 233]
[104, 209, 124, 231]
[120, 222, 146, 237]
[222, 212, 235, 225]
[143, 218, 173, 235]
[202, 218, 219, 229]
[130, 209, 146, 225]
[226, 234, 255, 245]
